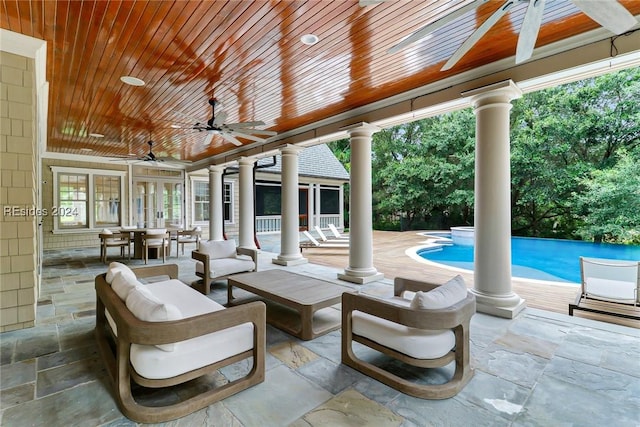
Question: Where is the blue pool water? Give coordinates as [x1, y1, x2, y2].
[418, 236, 640, 283]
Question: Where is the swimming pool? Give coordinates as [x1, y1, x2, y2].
[417, 235, 640, 283]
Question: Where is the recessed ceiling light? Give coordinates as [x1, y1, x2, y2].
[88, 133, 104, 138]
[300, 34, 319, 46]
[120, 76, 146, 86]
[170, 124, 181, 129]
[80, 148, 93, 152]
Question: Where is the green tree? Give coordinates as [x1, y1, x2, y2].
[573, 149, 640, 244]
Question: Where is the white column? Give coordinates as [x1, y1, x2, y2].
[464, 80, 526, 318]
[238, 157, 256, 249]
[208, 165, 224, 241]
[308, 183, 315, 228]
[338, 123, 384, 284]
[273, 145, 308, 266]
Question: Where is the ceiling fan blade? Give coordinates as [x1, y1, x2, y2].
[229, 130, 268, 143]
[359, 0, 385, 7]
[220, 133, 244, 147]
[212, 111, 227, 126]
[156, 157, 192, 164]
[231, 128, 277, 136]
[571, 0, 637, 34]
[388, 0, 490, 55]
[203, 132, 215, 145]
[226, 120, 266, 128]
[516, 0, 546, 64]
[441, 0, 516, 71]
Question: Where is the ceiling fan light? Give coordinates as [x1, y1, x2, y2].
[300, 34, 319, 45]
[120, 76, 146, 86]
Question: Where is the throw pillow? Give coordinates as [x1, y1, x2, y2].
[101, 228, 113, 235]
[111, 270, 140, 301]
[106, 262, 135, 284]
[126, 286, 182, 351]
[198, 239, 237, 259]
[410, 275, 468, 310]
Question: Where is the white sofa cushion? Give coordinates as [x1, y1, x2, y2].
[195, 257, 256, 277]
[126, 286, 182, 352]
[111, 270, 140, 301]
[106, 262, 135, 284]
[198, 239, 237, 259]
[410, 275, 468, 310]
[352, 293, 455, 360]
[128, 280, 254, 380]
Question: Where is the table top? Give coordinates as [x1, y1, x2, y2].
[228, 269, 351, 306]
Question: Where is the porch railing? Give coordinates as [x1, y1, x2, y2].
[256, 214, 341, 232]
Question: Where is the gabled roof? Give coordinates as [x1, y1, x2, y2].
[258, 144, 349, 181]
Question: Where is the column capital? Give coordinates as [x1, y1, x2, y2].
[339, 122, 381, 136]
[208, 165, 225, 174]
[237, 156, 257, 166]
[280, 144, 304, 156]
[462, 80, 522, 108]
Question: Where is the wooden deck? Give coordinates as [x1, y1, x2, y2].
[302, 230, 639, 329]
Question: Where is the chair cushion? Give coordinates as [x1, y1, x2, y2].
[111, 270, 140, 301]
[198, 239, 237, 259]
[352, 310, 455, 360]
[126, 286, 182, 352]
[106, 262, 135, 284]
[410, 275, 468, 310]
[585, 277, 636, 302]
[101, 228, 113, 235]
[128, 280, 254, 380]
[195, 257, 256, 277]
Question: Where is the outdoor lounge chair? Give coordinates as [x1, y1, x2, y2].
[569, 256, 640, 321]
[342, 275, 475, 399]
[191, 239, 257, 295]
[300, 230, 349, 250]
[328, 224, 349, 240]
[315, 225, 349, 242]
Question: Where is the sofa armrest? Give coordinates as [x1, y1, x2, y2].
[191, 250, 209, 265]
[130, 264, 179, 280]
[342, 291, 475, 330]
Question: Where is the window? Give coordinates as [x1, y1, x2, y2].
[192, 180, 233, 223]
[94, 175, 121, 226]
[52, 167, 125, 232]
[320, 188, 340, 214]
[58, 174, 87, 228]
[193, 181, 209, 222]
[256, 184, 281, 216]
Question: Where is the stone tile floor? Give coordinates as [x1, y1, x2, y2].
[1, 244, 639, 426]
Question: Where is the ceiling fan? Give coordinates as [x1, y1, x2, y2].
[368, 0, 638, 70]
[114, 140, 191, 165]
[190, 98, 277, 147]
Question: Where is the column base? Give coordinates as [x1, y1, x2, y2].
[470, 289, 527, 319]
[272, 256, 308, 266]
[338, 267, 384, 284]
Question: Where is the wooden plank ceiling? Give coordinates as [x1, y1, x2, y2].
[2, 0, 639, 164]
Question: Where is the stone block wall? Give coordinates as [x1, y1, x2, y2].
[0, 51, 37, 332]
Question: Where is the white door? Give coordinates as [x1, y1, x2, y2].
[133, 179, 183, 228]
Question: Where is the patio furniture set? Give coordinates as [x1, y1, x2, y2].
[99, 226, 202, 263]
[94, 239, 477, 423]
[94, 233, 637, 423]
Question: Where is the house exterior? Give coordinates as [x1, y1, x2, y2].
[188, 144, 349, 238]
[39, 143, 348, 251]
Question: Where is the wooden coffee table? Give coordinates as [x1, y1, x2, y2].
[227, 269, 352, 340]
